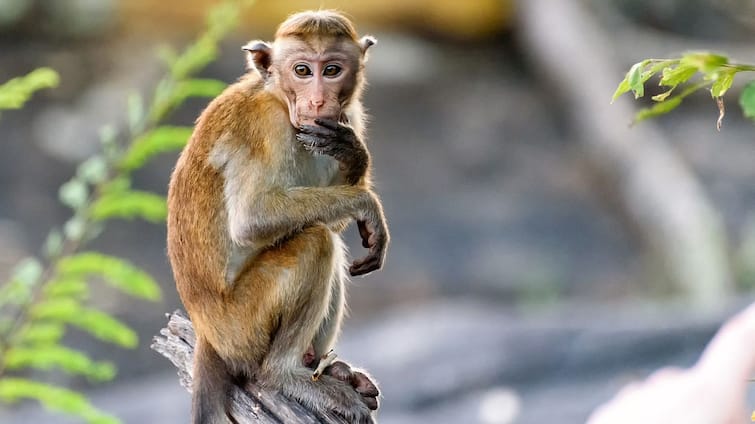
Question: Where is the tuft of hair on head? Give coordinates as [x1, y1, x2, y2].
[275, 10, 359, 42]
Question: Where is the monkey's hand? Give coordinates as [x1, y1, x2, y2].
[350, 206, 389, 276]
[296, 118, 369, 185]
[323, 361, 380, 411]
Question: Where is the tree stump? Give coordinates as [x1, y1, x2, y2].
[151, 310, 350, 424]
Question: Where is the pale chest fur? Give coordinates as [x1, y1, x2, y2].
[208, 129, 341, 285]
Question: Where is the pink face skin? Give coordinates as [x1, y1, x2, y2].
[276, 39, 361, 128]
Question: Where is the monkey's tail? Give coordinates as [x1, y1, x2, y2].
[192, 336, 235, 424]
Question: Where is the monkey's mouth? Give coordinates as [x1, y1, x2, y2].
[296, 114, 348, 127]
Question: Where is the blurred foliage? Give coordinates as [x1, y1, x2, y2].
[614, 51, 755, 128]
[0, 1, 252, 422]
[0, 68, 59, 116]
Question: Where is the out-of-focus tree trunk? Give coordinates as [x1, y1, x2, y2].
[517, 0, 732, 309]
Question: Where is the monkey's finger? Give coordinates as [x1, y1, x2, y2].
[299, 124, 337, 138]
[349, 254, 380, 276]
[357, 220, 371, 248]
[314, 118, 342, 131]
[295, 133, 329, 148]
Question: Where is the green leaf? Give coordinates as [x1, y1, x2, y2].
[70, 309, 138, 348]
[100, 176, 131, 194]
[0, 68, 60, 111]
[5, 346, 116, 381]
[681, 52, 728, 73]
[175, 78, 226, 101]
[739, 81, 755, 121]
[16, 322, 65, 346]
[11, 257, 43, 287]
[627, 61, 647, 99]
[711, 69, 736, 97]
[611, 78, 630, 103]
[30, 298, 80, 320]
[0, 378, 120, 424]
[120, 126, 192, 171]
[57, 252, 161, 301]
[652, 88, 674, 102]
[59, 179, 89, 210]
[90, 190, 167, 223]
[44, 229, 64, 258]
[45, 278, 89, 300]
[77, 156, 109, 185]
[660, 64, 698, 87]
[127, 92, 144, 134]
[31, 299, 138, 348]
[634, 96, 683, 123]
[171, 35, 219, 80]
[63, 216, 87, 241]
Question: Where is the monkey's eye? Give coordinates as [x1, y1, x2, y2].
[294, 64, 312, 77]
[323, 64, 342, 77]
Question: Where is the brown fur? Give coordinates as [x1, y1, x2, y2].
[167, 10, 387, 424]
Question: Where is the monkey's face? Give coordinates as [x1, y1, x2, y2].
[275, 37, 362, 128]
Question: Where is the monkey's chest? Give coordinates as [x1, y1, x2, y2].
[291, 151, 340, 187]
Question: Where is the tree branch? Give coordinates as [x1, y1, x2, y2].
[151, 310, 349, 424]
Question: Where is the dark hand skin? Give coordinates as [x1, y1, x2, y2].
[296, 118, 369, 186]
[296, 118, 387, 277]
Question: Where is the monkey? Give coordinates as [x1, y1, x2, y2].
[166, 9, 388, 424]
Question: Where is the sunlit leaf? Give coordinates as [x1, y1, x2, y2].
[739, 81, 755, 121]
[634, 96, 683, 124]
[44, 278, 89, 300]
[120, 126, 192, 171]
[31, 299, 138, 348]
[63, 216, 86, 242]
[660, 64, 698, 88]
[59, 179, 89, 210]
[127, 92, 144, 134]
[44, 230, 64, 258]
[681, 52, 728, 73]
[16, 323, 65, 346]
[711, 69, 736, 98]
[57, 252, 161, 301]
[0, 378, 119, 424]
[0, 68, 59, 111]
[627, 61, 647, 99]
[77, 156, 109, 185]
[5, 346, 116, 381]
[90, 190, 167, 223]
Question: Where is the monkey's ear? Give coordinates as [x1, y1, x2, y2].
[242, 41, 273, 80]
[359, 36, 377, 57]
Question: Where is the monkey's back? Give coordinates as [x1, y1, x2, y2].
[166, 76, 266, 322]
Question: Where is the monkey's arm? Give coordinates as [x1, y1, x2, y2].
[231, 185, 388, 276]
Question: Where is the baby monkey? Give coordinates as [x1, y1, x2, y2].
[167, 9, 388, 424]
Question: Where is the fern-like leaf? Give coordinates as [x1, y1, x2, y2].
[56, 252, 161, 301]
[5, 346, 116, 381]
[120, 126, 193, 171]
[90, 190, 167, 223]
[0, 378, 119, 424]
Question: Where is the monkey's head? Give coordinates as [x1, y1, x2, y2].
[243, 10, 376, 128]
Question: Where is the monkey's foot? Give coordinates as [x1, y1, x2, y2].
[323, 361, 380, 411]
[312, 349, 338, 381]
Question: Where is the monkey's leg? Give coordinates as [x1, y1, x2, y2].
[256, 227, 374, 423]
[192, 336, 235, 424]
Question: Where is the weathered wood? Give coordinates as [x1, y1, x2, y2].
[151, 310, 350, 424]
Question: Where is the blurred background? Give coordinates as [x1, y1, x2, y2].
[2, 0, 755, 423]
